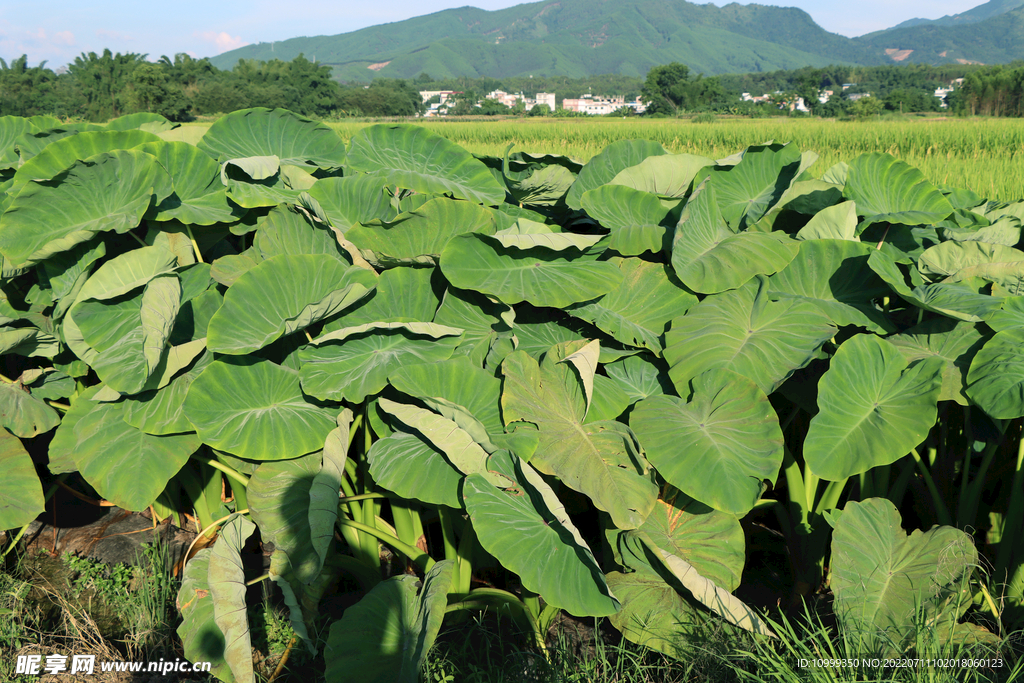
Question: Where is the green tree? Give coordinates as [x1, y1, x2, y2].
[67, 49, 147, 120]
[123, 63, 191, 121]
[851, 95, 884, 119]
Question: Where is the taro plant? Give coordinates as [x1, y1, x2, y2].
[0, 108, 1022, 682]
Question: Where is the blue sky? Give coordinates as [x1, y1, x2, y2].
[0, 1, 984, 68]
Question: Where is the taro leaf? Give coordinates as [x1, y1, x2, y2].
[0, 430, 45, 531]
[948, 261, 1024, 297]
[206, 255, 377, 355]
[966, 328, 1024, 419]
[0, 328, 59, 358]
[123, 350, 212, 435]
[568, 258, 696, 354]
[500, 343, 658, 529]
[0, 150, 173, 267]
[198, 107, 347, 171]
[248, 452, 324, 585]
[433, 288, 514, 367]
[176, 549, 235, 683]
[346, 124, 505, 205]
[635, 491, 745, 592]
[804, 334, 944, 481]
[441, 233, 623, 308]
[221, 159, 309, 208]
[887, 319, 988, 406]
[327, 266, 439, 329]
[12, 129, 161, 184]
[367, 430, 463, 507]
[378, 398, 512, 490]
[501, 149, 579, 205]
[75, 244, 178, 303]
[0, 380, 60, 438]
[608, 153, 714, 198]
[323, 559, 454, 683]
[566, 139, 668, 210]
[490, 230, 605, 252]
[768, 239, 895, 334]
[70, 399, 199, 510]
[831, 498, 976, 650]
[919, 241, 1024, 281]
[988, 296, 1024, 332]
[390, 356, 504, 435]
[347, 197, 502, 265]
[0, 116, 38, 170]
[844, 152, 954, 227]
[707, 142, 803, 230]
[757, 179, 844, 233]
[210, 250, 261, 288]
[580, 184, 677, 256]
[141, 275, 181, 376]
[46, 384, 102, 475]
[184, 359, 336, 461]
[605, 567, 700, 657]
[671, 181, 799, 295]
[253, 204, 350, 262]
[304, 175, 397, 233]
[299, 322, 462, 404]
[309, 411, 351, 570]
[631, 370, 783, 516]
[796, 201, 859, 241]
[71, 293, 154, 394]
[868, 249, 1002, 323]
[665, 276, 836, 395]
[139, 141, 244, 225]
[604, 355, 671, 405]
[209, 515, 256, 683]
[106, 111, 173, 133]
[463, 450, 619, 616]
[41, 239, 106, 311]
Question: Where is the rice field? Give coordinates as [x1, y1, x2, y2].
[325, 116, 1024, 201]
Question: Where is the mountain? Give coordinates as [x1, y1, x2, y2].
[210, 0, 886, 81]
[880, 0, 1024, 32]
[208, 0, 1024, 81]
[855, 4, 1024, 65]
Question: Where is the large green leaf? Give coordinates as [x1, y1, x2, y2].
[918, 241, 1024, 281]
[304, 175, 396, 233]
[501, 343, 657, 529]
[209, 515, 256, 683]
[184, 359, 336, 461]
[804, 334, 944, 481]
[603, 355, 671, 405]
[248, 452, 324, 585]
[831, 498, 976, 650]
[708, 142, 803, 230]
[671, 181, 799, 294]
[795, 201, 859, 241]
[664, 276, 835, 395]
[198, 107, 346, 170]
[441, 233, 622, 308]
[0, 150, 173, 267]
[206, 255, 377, 355]
[324, 560, 454, 683]
[966, 327, 1024, 419]
[367, 430, 463, 507]
[123, 350, 212, 435]
[347, 197, 502, 265]
[568, 258, 696, 354]
[887, 319, 988, 406]
[580, 184, 676, 256]
[463, 450, 619, 617]
[768, 239, 894, 334]
[253, 205, 350, 262]
[66, 398, 199, 510]
[433, 288, 514, 368]
[390, 356, 504, 434]
[75, 244, 178, 303]
[176, 549, 235, 683]
[844, 152, 954, 227]
[326, 266, 439, 329]
[609, 153, 714, 198]
[0, 430, 45, 531]
[139, 141, 244, 225]
[566, 139, 668, 210]
[346, 124, 505, 205]
[0, 380, 60, 438]
[631, 370, 783, 515]
[12, 129, 161, 184]
[298, 322, 462, 404]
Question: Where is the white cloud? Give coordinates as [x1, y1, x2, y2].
[54, 30, 75, 46]
[195, 30, 248, 53]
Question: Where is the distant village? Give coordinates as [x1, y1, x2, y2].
[419, 78, 963, 117]
[418, 90, 647, 117]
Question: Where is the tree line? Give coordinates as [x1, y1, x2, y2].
[0, 51, 424, 121]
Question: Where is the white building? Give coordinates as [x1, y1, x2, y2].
[561, 94, 645, 115]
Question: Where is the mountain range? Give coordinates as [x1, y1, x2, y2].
[209, 0, 1024, 81]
